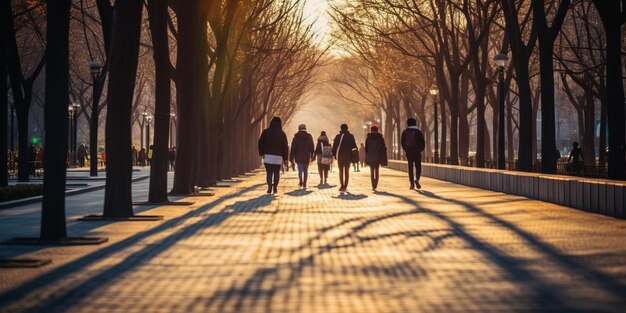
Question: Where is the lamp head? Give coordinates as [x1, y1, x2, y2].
[494, 53, 509, 68]
[429, 85, 439, 96]
[89, 60, 102, 74]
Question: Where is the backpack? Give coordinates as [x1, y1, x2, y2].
[405, 129, 418, 149]
[321, 144, 333, 165]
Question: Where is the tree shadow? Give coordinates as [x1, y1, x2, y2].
[0, 183, 271, 310]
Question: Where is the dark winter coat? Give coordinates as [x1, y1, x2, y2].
[401, 127, 425, 158]
[332, 130, 357, 165]
[258, 117, 289, 161]
[365, 132, 386, 165]
[315, 137, 331, 165]
[290, 131, 315, 164]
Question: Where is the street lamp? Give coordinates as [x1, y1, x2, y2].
[169, 113, 176, 148]
[494, 53, 509, 170]
[89, 60, 102, 176]
[141, 111, 148, 149]
[68, 104, 75, 165]
[146, 115, 153, 149]
[429, 85, 439, 163]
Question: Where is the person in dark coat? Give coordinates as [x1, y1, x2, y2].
[365, 125, 386, 191]
[332, 124, 358, 192]
[168, 146, 176, 171]
[401, 118, 426, 189]
[315, 131, 331, 185]
[130, 145, 138, 167]
[258, 116, 289, 194]
[290, 124, 315, 189]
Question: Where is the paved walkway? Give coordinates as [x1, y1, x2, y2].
[1, 168, 626, 312]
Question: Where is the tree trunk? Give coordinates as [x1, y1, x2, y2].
[40, 0, 70, 240]
[0, 15, 7, 187]
[440, 97, 447, 162]
[506, 98, 515, 163]
[604, 21, 626, 179]
[172, 0, 202, 194]
[583, 90, 595, 165]
[89, 82, 103, 176]
[103, 0, 143, 217]
[147, 0, 171, 203]
[599, 95, 607, 166]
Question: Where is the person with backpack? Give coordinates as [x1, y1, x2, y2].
[290, 124, 315, 189]
[332, 124, 358, 192]
[365, 125, 387, 191]
[401, 118, 426, 189]
[315, 131, 332, 185]
[258, 116, 289, 194]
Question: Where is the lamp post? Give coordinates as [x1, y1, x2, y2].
[169, 113, 176, 148]
[72, 102, 80, 166]
[429, 85, 439, 163]
[141, 111, 147, 149]
[494, 53, 509, 170]
[89, 60, 102, 176]
[68, 104, 75, 166]
[10, 101, 15, 152]
[146, 115, 153, 148]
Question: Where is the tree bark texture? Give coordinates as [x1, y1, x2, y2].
[103, 0, 143, 217]
[40, 0, 71, 240]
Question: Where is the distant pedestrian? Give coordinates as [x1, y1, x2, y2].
[139, 148, 147, 166]
[332, 124, 357, 192]
[315, 131, 332, 185]
[258, 116, 289, 194]
[147, 145, 154, 166]
[131, 146, 138, 166]
[365, 125, 387, 191]
[78, 144, 87, 167]
[358, 143, 365, 168]
[352, 147, 360, 172]
[401, 118, 425, 189]
[567, 141, 584, 174]
[28, 144, 37, 176]
[290, 124, 315, 189]
[168, 146, 176, 171]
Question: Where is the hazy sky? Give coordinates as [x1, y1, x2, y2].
[303, 0, 331, 46]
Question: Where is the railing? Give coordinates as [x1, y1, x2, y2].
[420, 156, 609, 179]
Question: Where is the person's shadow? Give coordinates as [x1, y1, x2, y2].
[285, 189, 313, 197]
[333, 192, 368, 200]
[316, 183, 335, 190]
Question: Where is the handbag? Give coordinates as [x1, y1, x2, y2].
[320, 143, 332, 165]
[351, 148, 359, 163]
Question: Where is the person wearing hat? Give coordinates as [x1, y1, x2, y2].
[290, 124, 315, 189]
[258, 116, 289, 194]
[332, 124, 358, 192]
[365, 125, 387, 191]
[401, 117, 425, 189]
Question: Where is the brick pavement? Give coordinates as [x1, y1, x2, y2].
[1, 167, 626, 312]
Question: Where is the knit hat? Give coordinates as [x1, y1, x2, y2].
[340, 124, 348, 130]
[407, 118, 417, 126]
[298, 124, 306, 131]
[370, 125, 379, 132]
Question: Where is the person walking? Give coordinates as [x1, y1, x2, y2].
[401, 118, 426, 189]
[365, 125, 387, 191]
[131, 146, 138, 166]
[258, 116, 289, 194]
[168, 146, 176, 171]
[290, 124, 315, 189]
[567, 142, 584, 175]
[332, 124, 357, 192]
[147, 145, 154, 166]
[358, 143, 366, 169]
[78, 144, 87, 167]
[139, 148, 147, 166]
[315, 131, 332, 185]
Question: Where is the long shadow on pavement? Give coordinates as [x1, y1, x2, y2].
[0, 183, 269, 310]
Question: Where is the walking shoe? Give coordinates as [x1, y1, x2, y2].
[415, 181, 422, 189]
[410, 183, 415, 190]
[273, 186, 278, 194]
[267, 186, 272, 194]
[299, 181, 303, 187]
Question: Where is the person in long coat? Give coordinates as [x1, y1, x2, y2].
[290, 124, 315, 189]
[365, 125, 386, 191]
[332, 124, 357, 192]
[258, 116, 289, 194]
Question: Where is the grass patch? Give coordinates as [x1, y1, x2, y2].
[0, 184, 44, 202]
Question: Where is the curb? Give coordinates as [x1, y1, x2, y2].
[0, 176, 150, 210]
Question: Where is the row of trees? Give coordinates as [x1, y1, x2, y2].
[330, 0, 626, 179]
[1, 0, 323, 240]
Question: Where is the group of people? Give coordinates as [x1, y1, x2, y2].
[131, 145, 177, 170]
[258, 116, 425, 194]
